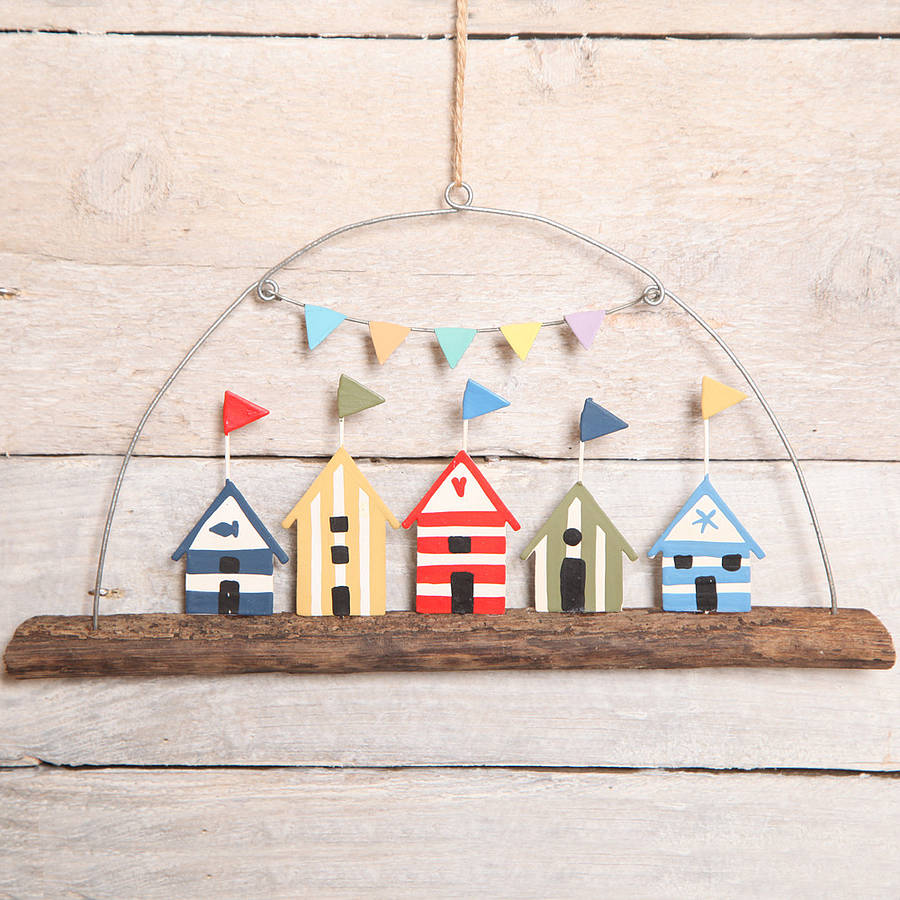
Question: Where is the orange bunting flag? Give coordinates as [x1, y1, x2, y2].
[369, 321, 411, 364]
[701, 376, 748, 419]
[500, 321, 542, 361]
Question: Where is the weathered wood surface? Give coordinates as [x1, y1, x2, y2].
[7, 608, 892, 678]
[1, 36, 898, 459]
[8, 2, 900, 35]
[3, 767, 899, 899]
[2, 456, 898, 767]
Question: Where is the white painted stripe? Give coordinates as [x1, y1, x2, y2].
[533, 539, 548, 612]
[663, 556, 748, 569]
[310, 493, 321, 616]
[416, 582, 507, 599]
[566, 498, 581, 559]
[331, 465, 346, 589]
[186, 573, 274, 593]
[415, 525, 508, 538]
[662, 582, 751, 595]
[358, 489, 370, 616]
[595, 524, 606, 610]
[415, 553, 506, 567]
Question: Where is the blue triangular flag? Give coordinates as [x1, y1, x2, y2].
[435, 327, 477, 368]
[462, 379, 510, 420]
[305, 304, 346, 349]
[580, 398, 628, 442]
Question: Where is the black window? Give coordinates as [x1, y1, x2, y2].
[563, 527, 582, 546]
[674, 555, 693, 569]
[329, 516, 349, 533]
[331, 586, 350, 616]
[331, 545, 350, 565]
[722, 554, 742, 572]
[219, 556, 240, 574]
[448, 536, 471, 554]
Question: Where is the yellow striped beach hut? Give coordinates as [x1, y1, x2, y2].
[282, 448, 400, 616]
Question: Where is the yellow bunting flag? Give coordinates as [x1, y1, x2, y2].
[701, 376, 748, 419]
[500, 321, 542, 361]
[369, 321, 411, 365]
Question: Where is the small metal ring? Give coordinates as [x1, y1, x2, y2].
[642, 284, 665, 306]
[444, 181, 474, 209]
[257, 278, 279, 301]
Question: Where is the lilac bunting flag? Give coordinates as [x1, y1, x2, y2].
[564, 310, 606, 349]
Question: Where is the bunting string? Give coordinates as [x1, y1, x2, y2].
[271, 285, 652, 365]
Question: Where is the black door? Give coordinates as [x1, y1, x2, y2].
[695, 576, 718, 612]
[218, 579, 240, 614]
[450, 571, 475, 614]
[560, 558, 586, 612]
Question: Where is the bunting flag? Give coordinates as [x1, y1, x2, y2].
[223, 391, 269, 435]
[500, 322, 542, 361]
[305, 304, 346, 349]
[580, 398, 628, 442]
[369, 321, 411, 364]
[435, 327, 477, 368]
[564, 310, 606, 349]
[462, 379, 510, 420]
[701, 376, 747, 419]
[337, 374, 384, 418]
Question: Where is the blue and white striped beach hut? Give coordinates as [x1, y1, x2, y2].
[648, 475, 764, 612]
[172, 480, 288, 615]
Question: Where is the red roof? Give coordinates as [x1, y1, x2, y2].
[402, 451, 520, 530]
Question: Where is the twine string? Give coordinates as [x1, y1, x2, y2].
[451, 0, 468, 187]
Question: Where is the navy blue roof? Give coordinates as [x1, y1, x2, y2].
[172, 480, 289, 563]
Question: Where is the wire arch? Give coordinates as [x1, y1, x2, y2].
[91, 183, 837, 627]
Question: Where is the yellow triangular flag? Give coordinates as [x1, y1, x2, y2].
[701, 376, 748, 419]
[500, 321, 542, 361]
[369, 321, 411, 365]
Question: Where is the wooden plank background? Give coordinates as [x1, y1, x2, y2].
[1, 4, 898, 896]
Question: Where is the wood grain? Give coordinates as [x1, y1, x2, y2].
[2, 456, 897, 768]
[7, 2, 900, 35]
[3, 767, 899, 899]
[6, 609, 893, 678]
[1, 36, 898, 458]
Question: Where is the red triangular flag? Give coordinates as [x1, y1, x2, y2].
[223, 391, 269, 435]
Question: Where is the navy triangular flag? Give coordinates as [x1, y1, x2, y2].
[580, 399, 628, 442]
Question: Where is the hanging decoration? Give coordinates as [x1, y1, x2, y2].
[403, 381, 519, 614]
[564, 310, 606, 349]
[282, 375, 399, 616]
[172, 392, 288, 616]
[522, 400, 636, 613]
[648, 378, 764, 612]
[500, 321, 542, 360]
[369, 321, 411, 364]
[4, 0, 893, 677]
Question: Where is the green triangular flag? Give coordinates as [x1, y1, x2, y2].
[337, 374, 385, 419]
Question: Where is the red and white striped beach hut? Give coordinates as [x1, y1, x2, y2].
[402, 451, 520, 614]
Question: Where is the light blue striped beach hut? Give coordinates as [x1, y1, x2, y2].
[648, 475, 764, 613]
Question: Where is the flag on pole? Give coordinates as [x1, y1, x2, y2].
[564, 310, 606, 349]
[305, 304, 347, 349]
[701, 376, 747, 419]
[500, 322, 542, 361]
[435, 327, 477, 368]
[462, 379, 509, 420]
[223, 391, 269, 435]
[580, 398, 628, 442]
[369, 321, 411, 364]
[337, 374, 385, 418]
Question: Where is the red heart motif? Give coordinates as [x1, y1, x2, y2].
[451, 476, 467, 497]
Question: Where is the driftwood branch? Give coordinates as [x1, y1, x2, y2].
[4, 608, 894, 678]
